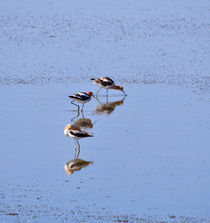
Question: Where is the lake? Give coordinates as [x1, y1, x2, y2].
[0, 0, 209, 222]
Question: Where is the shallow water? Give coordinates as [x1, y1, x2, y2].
[0, 82, 209, 222]
[0, 0, 210, 222]
[0, 0, 209, 92]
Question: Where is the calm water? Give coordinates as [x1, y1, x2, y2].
[0, 0, 210, 222]
[0, 82, 209, 222]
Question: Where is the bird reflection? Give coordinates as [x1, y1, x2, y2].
[64, 159, 93, 175]
[73, 117, 93, 129]
[94, 96, 126, 115]
[70, 109, 95, 129]
[70, 109, 84, 122]
[64, 146, 93, 176]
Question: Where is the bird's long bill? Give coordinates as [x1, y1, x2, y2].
[92, 94, 97, 99]
[122, 89, 127, 96]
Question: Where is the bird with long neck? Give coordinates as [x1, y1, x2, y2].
[64, 124, 93, 154]
[91, 77, 127, 96]
[68, 91, 94, 111]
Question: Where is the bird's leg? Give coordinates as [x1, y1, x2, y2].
[106, 89, 108, 95]
[106, 94, 108, 103]
[81, 109, 84, 118]
[74, 140, 77, 159]
[76, 140, 80, 158]
[71, 101, 80, 110]
[71, 109, 80, 122]
[96, 87, 103, 97]
[81, 103, 84, 112]
[77, 148, 80, 159]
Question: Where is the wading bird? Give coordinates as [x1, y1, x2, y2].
[91, 77, 127, 96]
[68, 91, 94, 111]
[64, 124, 93, 155]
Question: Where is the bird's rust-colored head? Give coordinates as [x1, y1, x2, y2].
[64, 124, 71, 130]
[87, 91, 93, 96]
[119, 86, 127, 95]
[110, 86, 127, 95]
[64, 124, 71, 136]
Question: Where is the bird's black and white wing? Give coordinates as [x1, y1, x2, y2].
[91, 76, 115, 87]
[69, 127, 93, 138]
[69, 92, 89, 100]
[99, 77, 114, 86]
